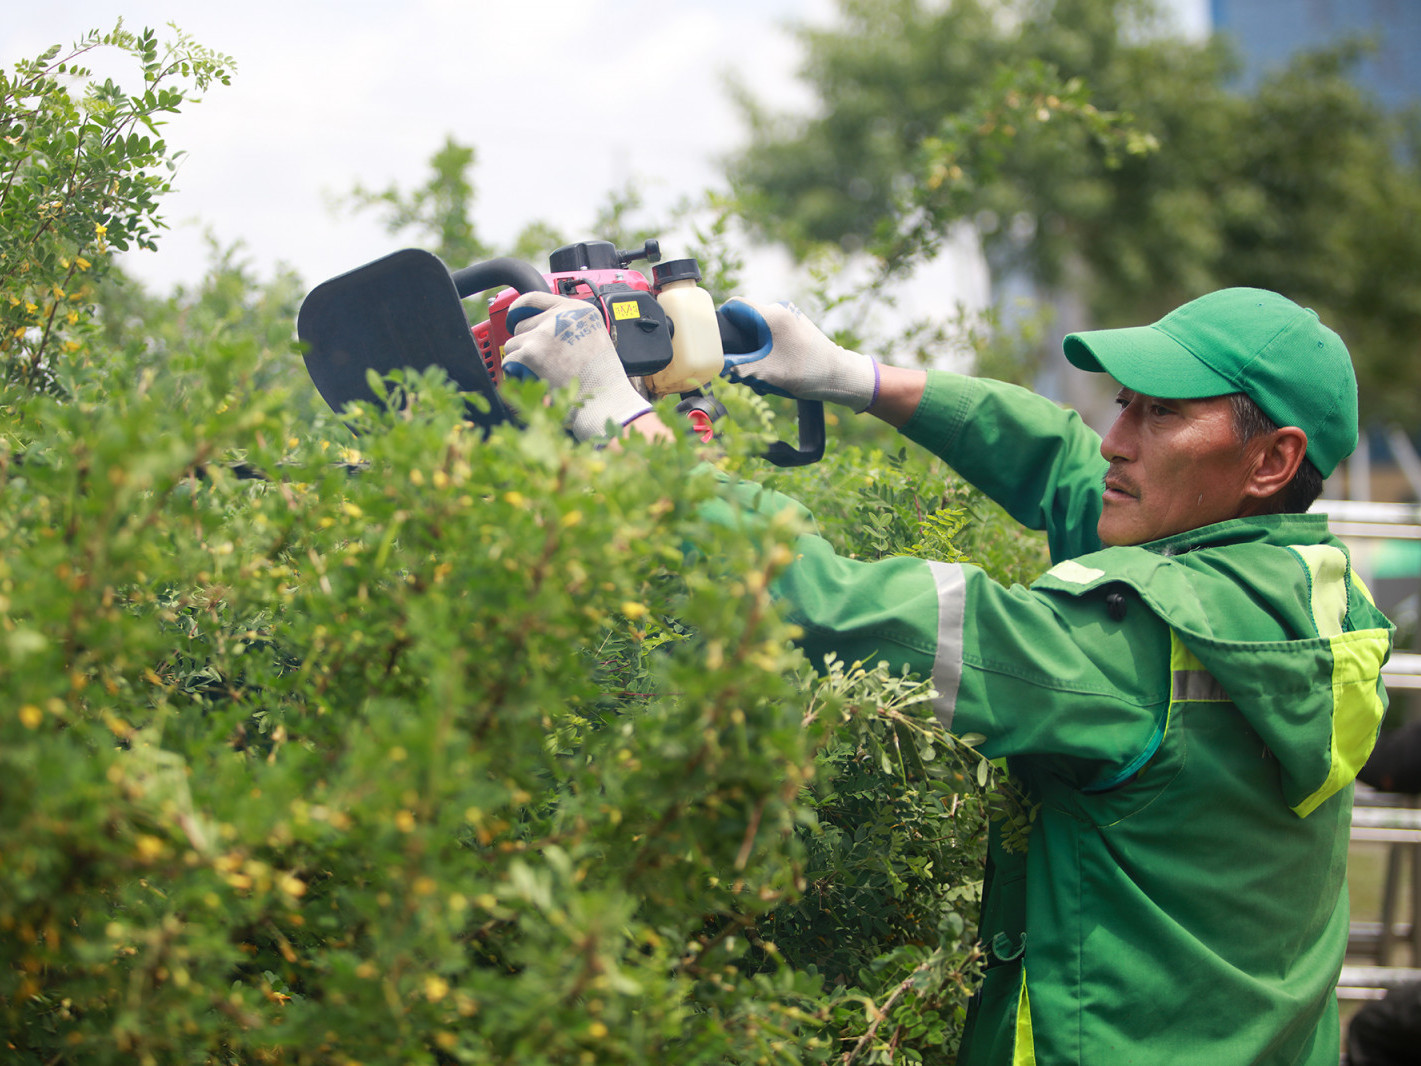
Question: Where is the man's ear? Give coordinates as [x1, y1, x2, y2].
[1244, 426, 1309, 501]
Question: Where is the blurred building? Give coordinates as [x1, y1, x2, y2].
[1208, 0, 1421, 110]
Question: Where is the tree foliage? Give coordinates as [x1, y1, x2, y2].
[0, 21, 233, 394]
[729, 0, 1421, 424]
[342, 137, 493, 270]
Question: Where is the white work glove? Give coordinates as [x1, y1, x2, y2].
[719, 298, 879, 412]
[503, 291, 652, 442]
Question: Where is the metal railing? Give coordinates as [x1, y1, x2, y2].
[1312, 499, 1420, 692]
[1315, 499, 1421, 542]
[1384, 652, 1421, 692]
[1346, 786, 1421, 999]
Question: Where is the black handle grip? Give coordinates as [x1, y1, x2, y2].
[714, 309, 825, 467]
[763, 399, 826, 467]
[451, 258, 552, 299]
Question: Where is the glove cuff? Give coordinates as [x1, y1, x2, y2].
[822, 349, 880, 413]
[568, 377, 653, 442]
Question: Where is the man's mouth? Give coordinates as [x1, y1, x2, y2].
[1102, 473, 1138, 502]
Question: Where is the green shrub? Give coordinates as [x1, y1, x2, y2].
[2, 345, 816, 1062]
[1, 25, 1052, 1065]
[0, 333, 1049, 1065]
[732, 429, 1046, 1064]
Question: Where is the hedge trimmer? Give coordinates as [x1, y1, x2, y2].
[296, 239, 824, 466]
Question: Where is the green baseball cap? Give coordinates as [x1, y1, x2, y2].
[1063, 288, 1358, 477]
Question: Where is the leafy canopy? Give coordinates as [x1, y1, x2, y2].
[730, 0, 1421, 424]
[0, 21, 233, 395]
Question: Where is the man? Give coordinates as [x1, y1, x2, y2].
[503, 286, 1395, 1064]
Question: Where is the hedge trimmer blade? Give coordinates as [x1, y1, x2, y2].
[296, 248, 510, 431]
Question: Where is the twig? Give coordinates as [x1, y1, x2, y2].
[841, 958, 933, 1066]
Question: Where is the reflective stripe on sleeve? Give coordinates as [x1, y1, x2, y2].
[927, 560, 967, 730]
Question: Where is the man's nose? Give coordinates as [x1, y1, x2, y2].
[1100, 412, 1134, 464]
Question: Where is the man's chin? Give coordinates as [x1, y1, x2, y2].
[1096, 510, 1143, 548]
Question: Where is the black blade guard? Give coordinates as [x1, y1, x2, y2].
[296, 248, 510, 431]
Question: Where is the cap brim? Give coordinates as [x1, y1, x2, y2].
[1063, 324, 1238, 399]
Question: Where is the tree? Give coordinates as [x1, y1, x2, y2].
[343, 136, 492, 269]
[0, 22, 232, 395]
[91, 236, 313, 418]
[728, 0, 1421, 424]
[728, 0, 1166, 267]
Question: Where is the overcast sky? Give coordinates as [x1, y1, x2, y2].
[10, 1, 1207, 301]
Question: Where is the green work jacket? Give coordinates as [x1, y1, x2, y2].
[729, 371, 1395, 1064]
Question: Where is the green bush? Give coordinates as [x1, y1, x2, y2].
[2, 25, 1052, 1065]
[2, 348, 807, 1062]
[0, 333, 1042, 1063]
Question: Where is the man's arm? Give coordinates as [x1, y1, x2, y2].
[896, 371, 1107, 562]
[718, 299, 1109, 560]
[866, 364, 928, 429]
[714, 476, 1169, 784]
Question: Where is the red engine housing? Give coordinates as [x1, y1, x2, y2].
[471, 266, 660, 386]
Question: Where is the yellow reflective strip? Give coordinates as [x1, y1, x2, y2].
[1290, 544, 1348, 638]
[1170, 632, 1203, 672]
[1046, 559, 1104, 585]
[1013, 970, 1037, 1066]
[1292, 628, 1390, 818]
[1170, 633, 1229, 701]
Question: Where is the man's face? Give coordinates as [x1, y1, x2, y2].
[1097, 389, 1260, 546]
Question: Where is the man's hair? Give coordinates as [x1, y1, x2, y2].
[1228, 393, 1325, 514]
